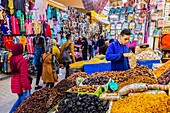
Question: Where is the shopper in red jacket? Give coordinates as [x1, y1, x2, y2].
[9, 44, 31, 113]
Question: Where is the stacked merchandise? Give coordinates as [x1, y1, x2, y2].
[109, 0, 147, 45]
[14, 66, 170, 113]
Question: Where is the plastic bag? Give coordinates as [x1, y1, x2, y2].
[118, 83, 148, 96]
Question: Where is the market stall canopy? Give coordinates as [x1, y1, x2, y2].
[94, 16, 110, 24]
[49, 0, 84, 9]
[47, 0, 66, 11]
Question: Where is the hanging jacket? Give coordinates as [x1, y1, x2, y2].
[106, 40, 130, 71]
[11, 55, 31, 94]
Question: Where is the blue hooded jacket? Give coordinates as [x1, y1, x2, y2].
[106, 40, 130, 71]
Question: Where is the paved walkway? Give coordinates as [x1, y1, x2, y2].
[0, 73, 65, 113]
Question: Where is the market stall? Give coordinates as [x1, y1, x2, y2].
[13, 65, 170, 113]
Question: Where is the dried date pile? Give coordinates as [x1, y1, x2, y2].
[67, 72, 90, 82]
[53, 79, 76, 95]
[14, 87, 63, 113]
[110, 93, 170, 113]
[57, 94, 109, 113]
[82, 76, 110, 85]
[158, 68, 170, 85]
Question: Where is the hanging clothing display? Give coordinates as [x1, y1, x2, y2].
[8, 0, 14, 15]
[24, 22, 33, 34]
[33, 20, 41, 34]
[3, 36, 13, 50]
[34, 0, 48, 21]
[14, 0, 25, 13]
[11, 16, 20, 34]
[19, 36, 27, 50]
[45, 23, 52, 37]
[27, 36, 34, 53]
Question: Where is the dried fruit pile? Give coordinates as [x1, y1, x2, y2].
[67, 72, 90, 82]
[53, 79, 76, 95]
[115, 75, 158, 93]
[110, 93, 170, 113]
[14, 88, 63, 113]
[57, 94, 109, 113]
[93, 66, 155, 83]
[68, 86, 98, 93]
[158, 68, 170, 85]
[82, 76, 110, 85]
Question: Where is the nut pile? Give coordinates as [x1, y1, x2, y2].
[14, 87, 63, 113]
[110, 93, 170, 113]
[57, 94, 109, 113]
[67, 72, 90, 82]
[53, 79, 76, 95]
[158, 68, 170, 85]
[68, 86, 98, 93]
[82, 76, 110, 85]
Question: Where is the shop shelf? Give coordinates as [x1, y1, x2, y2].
[137, 60, 161, 69]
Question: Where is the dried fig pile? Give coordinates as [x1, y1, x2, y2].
[14, 87, 63, 113]
[67, 72, 90, 82]
[57, 94, 109, 113]
[82, 76, 110, 85]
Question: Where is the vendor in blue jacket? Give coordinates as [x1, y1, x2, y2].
[106, 29, 133, 71]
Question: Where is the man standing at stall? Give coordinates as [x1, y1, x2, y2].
[106, 29, 133, 71]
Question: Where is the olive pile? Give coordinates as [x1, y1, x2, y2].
[67, 72, 90, 82]
[53, 79, 76, 95]
[82, 76, 110, 85]
[68, 86, 98, 93]
[57, 94, 109, 113]
[158, 68, 170, 85]
[14, 87, 63, 113]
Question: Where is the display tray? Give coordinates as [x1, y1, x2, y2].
[153, 60, 170, 78]
[80, 78, 112, 92]
[66, 86, 103, 97]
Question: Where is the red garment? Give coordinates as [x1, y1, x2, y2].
[45, 24, 51, 38]
[3, 36, 13, 50]
[11, 55, 31, 94]
[11, 16, 20, 34]
[27, 37, 34, 53]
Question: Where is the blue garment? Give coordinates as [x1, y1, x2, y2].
[106, 40, 130, 71]
[33, 47, 44, 65]
[61, 38, 67, 45]
[9, 90, 31, 113]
